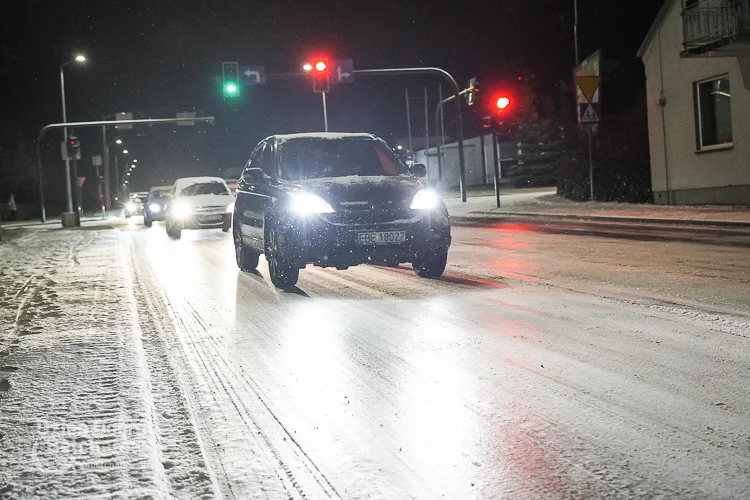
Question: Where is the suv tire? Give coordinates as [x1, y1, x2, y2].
[265, 225, 299, 288]
[413, 247, 448, 279]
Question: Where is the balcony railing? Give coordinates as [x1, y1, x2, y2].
[683, 0, 750, 52]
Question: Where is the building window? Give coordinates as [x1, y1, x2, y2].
[694, 75, 733, 150]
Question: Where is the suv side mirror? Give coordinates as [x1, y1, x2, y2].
[410, 163, 427, 178]
[242, 168, 267, 184]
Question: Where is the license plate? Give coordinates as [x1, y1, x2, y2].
[357, 231, 406, 245]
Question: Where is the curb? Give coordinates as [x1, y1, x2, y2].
[451, 211, 750, 229]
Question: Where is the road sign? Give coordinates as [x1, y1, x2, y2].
[578, 102, 601, 124]
[92, 155, 102, 166]
[574, 50, 601, 126]
[575, 75, 601, 104]
[240, 65, 266, 86]
[331, 59, 354, 84]
[176, 111, 196, 126]
[115, 112, 134, 130]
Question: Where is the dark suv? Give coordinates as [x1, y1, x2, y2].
[232, 133, 451, 288]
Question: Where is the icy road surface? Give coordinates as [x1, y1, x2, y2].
[2, 219, 750, 499]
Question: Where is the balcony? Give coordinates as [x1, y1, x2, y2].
[682, 0, 750, 56]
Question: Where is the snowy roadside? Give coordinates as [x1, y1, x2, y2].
[0, 228, 216, 499]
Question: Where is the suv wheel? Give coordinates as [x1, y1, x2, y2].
[413, 247, 448, 279]
[166, 219, 182, 239]
[234, 222, 259, 271]
[266, 226, 299, 288]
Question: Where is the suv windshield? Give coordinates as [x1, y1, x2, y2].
[279, 138, 407, 181]
[180, 182, 229, 197]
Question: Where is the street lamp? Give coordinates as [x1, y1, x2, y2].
[115, 139, 122, 145]
[60, 53, 87, 217]
[122, 149, 129, 154]
[132, 159, 137, 162]
[302, 63, 313, 72]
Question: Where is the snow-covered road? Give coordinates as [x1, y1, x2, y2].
[2, 219, 750, 499]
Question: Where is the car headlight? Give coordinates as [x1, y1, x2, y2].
[290, 193, 335, 214]
[410, 189, 441, 210]
[126, 202, 137, 212]
[173, 201, 192, 219]
[226, 202, 235, 214]
[149, 203, 161, 213]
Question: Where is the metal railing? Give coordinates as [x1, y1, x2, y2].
[683, 0, 750, 49]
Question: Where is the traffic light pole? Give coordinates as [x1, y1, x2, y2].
[492, 131, 501, 208]
[322, 92, 329, 132]
[351, 68, 468, 202]
[36, 116, 215, 223]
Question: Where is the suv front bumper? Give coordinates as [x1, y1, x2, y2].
[276, 212, 451, 268]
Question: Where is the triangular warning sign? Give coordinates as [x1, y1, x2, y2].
[581, 104, 599, 123]
[575, 75, 601, 103]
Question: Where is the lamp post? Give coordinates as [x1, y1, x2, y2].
[60, 54, 86, 220]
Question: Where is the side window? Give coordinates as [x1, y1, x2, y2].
[259, 142, 276, 177]
[246, 144, 264, 170]
[694, 75, 733, 150]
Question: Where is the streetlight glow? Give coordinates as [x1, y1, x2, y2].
[132, 159, 137, 162]
[115, 139, 122, 144]
[75, 55, 86, 63]
[302, 63, 313, 72]
[122, 149, 128, 154]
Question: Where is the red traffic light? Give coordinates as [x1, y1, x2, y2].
[315, 61, 327, 72]
[496, 97, 511, 110]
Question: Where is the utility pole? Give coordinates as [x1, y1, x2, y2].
[405, 88, 413, 153]
[574, 0, 580, 65]
[60, 65, 73, 215]
[102, 125, 110, 211]
[424, 87, 430, 175]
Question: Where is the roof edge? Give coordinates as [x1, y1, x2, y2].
[637, 0, 678, 59]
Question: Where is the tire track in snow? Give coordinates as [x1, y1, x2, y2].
[125, 236, 220, 499]
[129, 235, 341, 499]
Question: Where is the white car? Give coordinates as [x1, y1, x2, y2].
[165, 177, 234, 239]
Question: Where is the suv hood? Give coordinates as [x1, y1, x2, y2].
[175, 194, 233, 209]
[296, 176, 420, 206]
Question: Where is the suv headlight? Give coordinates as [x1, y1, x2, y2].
[290, 193, 335, 214]
[149, 203, 161, 213]
[173, 201, 192, 219]
[410, 189, 441, 210]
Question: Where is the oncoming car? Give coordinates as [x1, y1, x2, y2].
[165, 177, 234, 239]
[125, 192, 147, 218]
[143, 186, 171, 227]
[233, 133, 451, 288]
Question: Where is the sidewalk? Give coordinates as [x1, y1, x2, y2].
[445, 187, 750, 227]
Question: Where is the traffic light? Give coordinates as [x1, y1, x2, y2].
[466, 78, 479, 106]
[222, 62, 240, 98]
[496, 96, 511, 113]
[67, 133, 81, 160]
[312, 58, 330, 93]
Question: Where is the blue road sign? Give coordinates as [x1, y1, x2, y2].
[240, 66, 266, 86]
[331, 59, 355, 84]
[578, 102, 601, 124]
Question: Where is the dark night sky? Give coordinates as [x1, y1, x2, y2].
[2, 0, 663, 200]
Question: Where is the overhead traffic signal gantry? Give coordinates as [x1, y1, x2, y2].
[222, 62, 240, 98]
